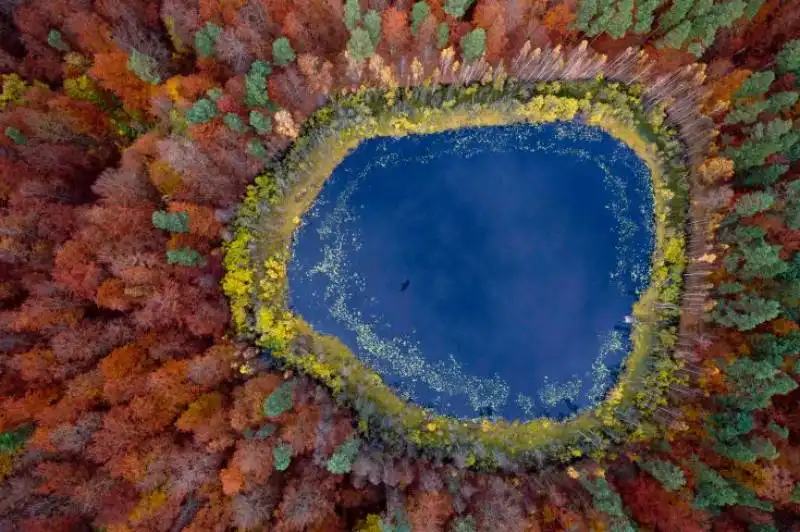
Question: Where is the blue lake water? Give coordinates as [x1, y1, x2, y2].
[288, 122, 654, 420]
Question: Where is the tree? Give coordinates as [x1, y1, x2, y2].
[411, 2, 431, 36]
[618, 475, 707, 532]
[167, 247, 206, 267]
[737, 164, 787, 187]
[712, 295, 782, 331]
[185, 98, 218, 124]
[127, 50, 161, 85]
[736, 191, 775, 216]
[656, 20, 692, 49]
[383, 7, 410, 54]
[776, 40, 800, 76]
[363, 10, 382, 47]
[633, 0, 660, 33]
[692, 461, 739, 512]
[223, 113, 246, 133]
[709, 410, 755, 441]
[444, 0, 476, 19]
[658, 0, 693, 32]
[580, 476, 629, 520]
[640, 459, 686, 492]
[437, 23, 450, 49]
[5, 126, 27, 145]
[407, 490, 453, 532]
[263, 379, 295, 417]
[273, 443, 293, 471]
[449, 516, 477, 532]
[575, 0, 599, 32]
[273, 37, 296, 66]
[736, 71, 775, 98]
[344, 0, 362, 31]
[326, 437, 360, 474]
[347, 27, 377, 61]
[245, 60, 272, 107]
[249, 110, 272, 134]
[47, 29, 70, 52]
[195, 22, 222, 58]
[719, 357, 798, 411]
[460, 28, 486, 63]
[606, 0, 634, 39]
[152, 211, 189, 233]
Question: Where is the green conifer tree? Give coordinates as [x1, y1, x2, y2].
[272, 37, 296, 66]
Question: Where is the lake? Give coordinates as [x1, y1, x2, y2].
[287, 122, 654, 420]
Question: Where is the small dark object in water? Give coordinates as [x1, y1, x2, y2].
[400, 279, 410, 292]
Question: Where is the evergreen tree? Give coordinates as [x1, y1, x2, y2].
[273, 443, 293, 471]
[736, 164, 788, 187]
[784, 180, 800, 230]
[437, 23, 450, 49]
[633, 0, 660, 33]
[444, 0, 476, 19]
[606, 0, 634, 38]
[249, 110, 273, 135]
[47, 29, 70, 52]
[166, 248, 206, 267]
[744, 0, 765, 18]
[247, 139, 269, 160]
[195, 22, 222, 58]
[580, 477, 627, 519]
[272, 37, 296, 66]
[326, 437, 361, 474]
[640, 459, 686, 492]
[709, 411, 754, 441]
[656, 20, 692, 49]
[658, 0, 693, 31]
[587, 0, 616, 36]
[364, 10, 382, 47]
[719, 357, 798, 411]
[411, 2, 431, 35]
[185, 98, 218, 124]
[735, 190, 775, 216]
[739, 241, 788, 280]
[766, 91, 799, 113]
[736, 71, 775, 98]
[152, 210, 189, 233]
[127, 49, 161, 84]
[725, 100, 769, 125]
[712, 294, 782, 331]
[344, 0, 362, 31]
[223, 113, 246, 133]
[263, 380, 296, 417]
[776, 40, 800, 76]
[206, 87, 223, 101]
[245, 61, 272, 107]
[576, 0, 600, 32]
[692, 461, 739, 512]
[4, 126, 26, 145]
[460, 28, 486, 63]
[348, 27, 377, 61]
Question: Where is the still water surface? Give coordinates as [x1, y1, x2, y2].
[288, 122, 654, 420]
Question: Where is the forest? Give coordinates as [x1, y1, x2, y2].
[1, 0, 800, 530]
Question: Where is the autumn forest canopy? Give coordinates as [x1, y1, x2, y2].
[2, 0, 800, 531]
